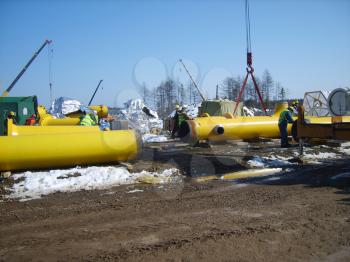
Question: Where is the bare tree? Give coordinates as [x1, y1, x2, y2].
[155, 78, 178, 118]
[187, 80, 201, 105]
[221, 76, 242, 101]
[261, 69, 274, 105]
[139, 82, 153, 107]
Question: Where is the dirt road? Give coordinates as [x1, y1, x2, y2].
[1, 142, 350, 261]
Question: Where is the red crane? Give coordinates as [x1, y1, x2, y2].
[233, 0, 267, 116]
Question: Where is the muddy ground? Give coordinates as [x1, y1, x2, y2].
[1, 140, 350, 261]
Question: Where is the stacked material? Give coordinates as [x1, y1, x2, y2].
[112, 99, 163, 135]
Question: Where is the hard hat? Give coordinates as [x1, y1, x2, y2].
[9, 111, 15, 117]
[292, 100, 299, 106]
[175, 104, 180, 109]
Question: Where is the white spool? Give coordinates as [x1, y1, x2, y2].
[327, 88, 350, 116]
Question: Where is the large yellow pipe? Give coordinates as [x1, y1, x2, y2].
[37, 105, 108, 126]
[179, 114, 293, 143]
[7, 119, 99, 136]
[179, 103, 291, 143]
[0, 125, 140, 172]
[39, 114, 80, 126]
[179, 102, 350, 143]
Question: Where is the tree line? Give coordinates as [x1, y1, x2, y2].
[140, 69, 289, 118]
[220, 69, 288, 108]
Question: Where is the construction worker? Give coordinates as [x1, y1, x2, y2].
[80, 112, 98, 126]
[4, 111, 17, 135]
[178, 105, 190, 126]
[171, 105, 181, 138]
[290, 100, 299, 115]
[278, 104, 295, 148]
[25, 114, 37, 125]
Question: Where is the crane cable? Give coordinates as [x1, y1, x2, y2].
[48, 41, 54, 105]
[245, 0, 252, 53]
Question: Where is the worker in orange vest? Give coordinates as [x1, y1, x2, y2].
[25, 114, 37, 125]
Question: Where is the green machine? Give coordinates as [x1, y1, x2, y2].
[0, 96, 38, 135]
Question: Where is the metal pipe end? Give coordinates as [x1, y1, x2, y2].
[214, 125, 224, 135]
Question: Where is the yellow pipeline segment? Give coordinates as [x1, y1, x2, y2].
[37, 105, 108, 126]
[179, 102, 350, 143]
[179, 111, 293, 143]
[0, 124, 140, 172]
[7, 119, 98, 136]
[39, 114, 80, 126]
[195, 168, 282, 182]
[65, 105, 109, 119]
[89, 105, 108, 119]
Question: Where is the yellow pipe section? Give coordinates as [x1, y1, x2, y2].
[179, 102, 350, 143]
[179, 103, 292, 143]
[7, 119, 98, 136]
[0, 123, 140, 172]
[89, 105, 109, 119]
[195, 168, 282, 182]
[39, 114, 80, 126]
[37, 105, 108, 126]
[65, 105, 109, 119]
[221, 168, 282, 180]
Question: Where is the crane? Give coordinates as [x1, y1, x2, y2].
[178, 59, 205, 101]
[233, 0, 267, 115]
[1, 39, 52, 97]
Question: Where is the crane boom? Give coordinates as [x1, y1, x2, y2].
[88, 80, 103, 106]
[179, 59, 205, 101]
[1, 39, 52, 97]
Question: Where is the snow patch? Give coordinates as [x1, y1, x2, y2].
[168, 103, 200, 119]
[247, 155, 296, 168]
[302, 152, 339, 160]
[243, 106, 254, 116]
[6, 166, 180, 201]
[339, 146, 350, 156]
[126, 189, 144, 194]
[142, 134, 168, 143]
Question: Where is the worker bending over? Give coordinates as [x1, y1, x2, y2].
[80, 112, 98, 126]
[171, 105, 190, 138]
[278, 103, 296, 148]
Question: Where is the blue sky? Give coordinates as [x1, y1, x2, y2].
[0, 0, 349, 107]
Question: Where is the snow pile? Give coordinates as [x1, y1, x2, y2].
[142, 133, 168, 143]
[115, 99, 163, 134]
[6, 166, 180, 201]
[242, 106, 273, 116]
[247, 155, 296, 168]
[49, 97, 82, 118]
[302, 152, 340, 160]
[339, 142, 350, 155]
[168, 103, 200, 119]
[243, 106, 254, 116]
[184, 103, 200, 118]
